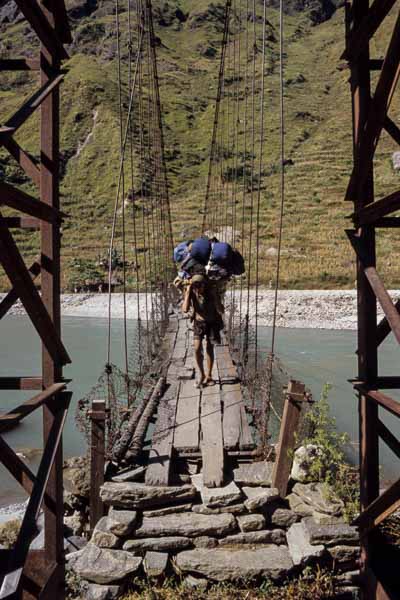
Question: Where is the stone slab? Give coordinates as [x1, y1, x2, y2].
[219, 529, 286, 546]
[68, 543, 142, 584]
[135, 512, 236, 538]
[111, 466, 147, 483]
[292, 483, 344, 516]
[266, 508, 298, 529]
[143, 503, 193, 518]
[191, 474, 242, 508]
[192, 503, 246, 516]
[144, 551, 169, 577]
[100, 481, 196, 509]
[91, 517, 120, 549]
[175, 547, 293, 582]
[87, 584, 121, 600]
[237, 514, 266, 533]
[233, 462, 273, 487]
[287, 522, 325, 567]
[123, 536, 192, 552]
[108, 508, 137, 536]
[304, 517, 359, 547]
[242, 487, 280, 511]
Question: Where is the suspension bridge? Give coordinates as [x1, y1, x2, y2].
[0, 0, 400, 598]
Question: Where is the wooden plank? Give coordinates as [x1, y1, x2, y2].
[200, 385, 224, 488]
[0, 376, 42, 390]
[174, 380, 200, 452]
[145, 381, 180, 486]
[0, 382, 66, 433]
[222, 383, 254, 450]
[0, 182, 64, 223]
[0, 59, 40, 71]
[272, 380, 306, 497]
[355, 385, 400, 418]
[353, 188, 400, 225]
[354, 477, 400, 533]
[215, 345, 238, 383]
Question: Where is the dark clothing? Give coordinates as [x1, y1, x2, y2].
[193, 317, 223, 344]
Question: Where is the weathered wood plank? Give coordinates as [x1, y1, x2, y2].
[201, 385, 224, 488]
[222, 383, 254, 450]
[174, 380, 200, 452]
[145, 381, 180, 486]
[215, 345, 238, 383]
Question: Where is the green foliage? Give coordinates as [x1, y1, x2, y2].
[67, 257, 105, 291]
[122, 567, 336, 599]
[303, 383, 360, 523]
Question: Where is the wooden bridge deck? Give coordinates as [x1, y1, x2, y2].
[145, 314, 255, 488]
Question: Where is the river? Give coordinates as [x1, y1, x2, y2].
[0, 316, 398, 508]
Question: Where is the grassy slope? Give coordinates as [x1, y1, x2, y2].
[1, 1, 399, 290]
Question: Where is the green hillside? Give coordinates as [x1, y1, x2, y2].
[1, 0, 400, 290]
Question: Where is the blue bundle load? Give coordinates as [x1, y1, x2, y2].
[173, 240, 191, 264]
[190, 237, 212, 265]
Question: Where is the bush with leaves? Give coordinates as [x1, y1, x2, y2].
[302, 383, 360, 523]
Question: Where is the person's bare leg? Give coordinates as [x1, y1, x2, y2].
[205, 339, 215, 385]
[194, 338, 205, 387]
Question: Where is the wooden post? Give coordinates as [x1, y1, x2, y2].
[272, 380, 306, 498]
[89, 400, 106, 531]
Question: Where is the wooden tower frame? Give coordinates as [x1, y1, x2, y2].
[345, 0, 400, 597]
[0, 1, 71, 598]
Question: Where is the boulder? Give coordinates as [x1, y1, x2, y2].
[91, 517, 120, 549]
[192, 503, 246, 515]
[304, 518, 359, 546]
[329, 545, 360, 564]
[292, 483, 344, 516]
[143, 504, 193, 518]
[175, 547, 293, 581]
[183, 574, 209, 590]
[64, 535, 88, 554]
[266, 508, 298, 528]
[87, 583, 122, 600]
[290, 445, 322, 483]
[68, 543, 142, 584]
[193, 536, 218, 549]
[191, 475, 242, 508]
[219, 529, 286, 546]
[108, 508, 137, 536]
[100, 482, 196, 509]
[123, 536, 192, 552]
[233, 462, 273, 487]
[64, 456, 90, 499]
[237, 514, 266, 533]
[392, 151, 400, 170]
[243, 487, 280, 511]
[135, 512, 236, 538]
[286, 522, 325, 566]
[64, 511, 84, 537]
[286, 493, 314, 517]
[144, 551, 169, 578]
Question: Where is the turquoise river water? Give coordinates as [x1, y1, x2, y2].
[0, 316, 398, 508]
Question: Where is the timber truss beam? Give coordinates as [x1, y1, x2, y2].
[0, 1, 71, 598]
[345, 0, 400, 598]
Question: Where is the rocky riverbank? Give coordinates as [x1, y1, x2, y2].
[2, 289, 398, 330]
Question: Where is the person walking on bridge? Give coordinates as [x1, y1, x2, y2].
[182, 274, 224, 389]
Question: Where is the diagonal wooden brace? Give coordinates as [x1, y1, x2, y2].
[346, 12, 400, 202]
[0, 182, 64, 223]
[347, 230, 400, 344]
[354, 477, 400, 533]
[0, 74, 64, 144]
[343, 0, 396, 62]
[0, 392, 71, 599]
[0, 213, 70, 365]
[2, 138, 40, 187]
[13, 0, 68, 60]
[352, 188, 400, 226]
[0, 260, 41, 320]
